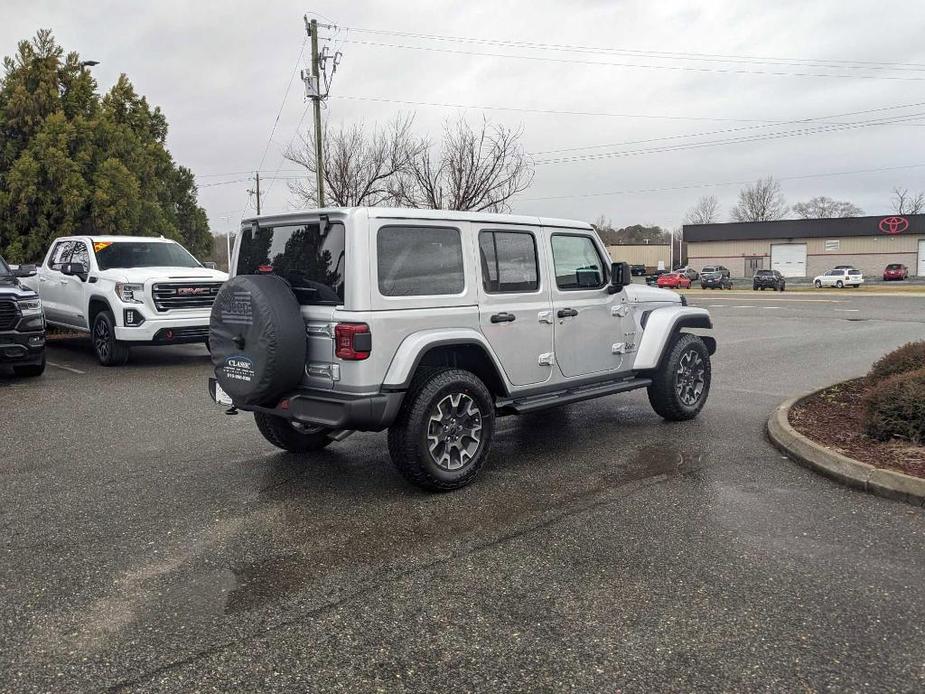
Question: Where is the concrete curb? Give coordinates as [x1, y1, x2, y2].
[767, 388, 925, 507]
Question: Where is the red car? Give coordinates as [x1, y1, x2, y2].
[883, 263, 908, 281]
[657, 271, 692, 289]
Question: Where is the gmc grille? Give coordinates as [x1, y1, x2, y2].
[151, 282, 222, 312]
[0, 300, 19, 330]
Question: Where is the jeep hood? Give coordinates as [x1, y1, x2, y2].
[625, 284, 682, 304]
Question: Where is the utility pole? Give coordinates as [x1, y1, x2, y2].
[302, 15, 340, 208]
[247, 171, 262, 215]
[309, 18, 325, 207]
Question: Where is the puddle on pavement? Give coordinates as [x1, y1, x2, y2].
[619, 445, 696, 482]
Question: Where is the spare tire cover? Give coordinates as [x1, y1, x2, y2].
[209, 274, 306, 406]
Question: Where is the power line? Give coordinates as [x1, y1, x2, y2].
[531, 100, 925, 156]
[521, 162, 925, 202]
[343, 39, 925, 82]
[534, 112, 925, 165]
[255, 37, 309, 173]
[341, 26, 925, 72]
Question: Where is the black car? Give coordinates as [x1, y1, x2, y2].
[753, 269, 785, 291]
[0, 257, 46, 377]
[630, 264, 647, 276]
[645, 269, 668, 286]
[700, 265, 733, 290]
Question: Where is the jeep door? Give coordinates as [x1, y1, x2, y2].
[476, 227, 553, 386]
[546, 231, 631, 378]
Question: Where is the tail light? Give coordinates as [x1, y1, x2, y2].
[335, 323, 371, 360]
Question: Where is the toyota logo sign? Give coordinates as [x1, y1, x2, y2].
[879, 216, 909, 234]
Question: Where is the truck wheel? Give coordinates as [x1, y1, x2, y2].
[814, 280, 822, 288]
[93, 310, 130, 366]
[388, 368, 495, 492]
[254, 412, 332, 453]
[647, 334, 711, 421]
[13, 354, 46, 377]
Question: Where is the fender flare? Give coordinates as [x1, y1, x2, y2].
[87, 294, 116, 326]
[382, 328, 511, 392]
[632, 306, 715, 371]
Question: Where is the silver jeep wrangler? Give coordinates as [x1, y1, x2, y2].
[209, 208, 715, 491]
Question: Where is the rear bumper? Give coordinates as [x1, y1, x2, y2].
[0, 330, 45, 363]
[210, 379, 405, 432]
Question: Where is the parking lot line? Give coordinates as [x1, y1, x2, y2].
[834, 309, 860, 312]
[47, 361, 86, 374]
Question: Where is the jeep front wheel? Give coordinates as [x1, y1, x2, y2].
[254, 412, 333, 453]
[388, 368, 495, 491]
[647, 334, 711, 421]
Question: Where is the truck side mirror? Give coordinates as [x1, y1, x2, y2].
[61, 262, 88, 281]
[13, 264, 36, 278]
[608, 262, 630, 294]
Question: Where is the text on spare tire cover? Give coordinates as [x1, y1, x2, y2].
[220, 290, 254, 325]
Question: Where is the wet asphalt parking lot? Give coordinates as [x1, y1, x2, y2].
[1, 291, 924, 692]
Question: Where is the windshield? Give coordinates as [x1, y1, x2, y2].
[237, 221, 345, 305]
[94, 241, 201, 270]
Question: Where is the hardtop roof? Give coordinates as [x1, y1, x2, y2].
[241, 207, 593, 231]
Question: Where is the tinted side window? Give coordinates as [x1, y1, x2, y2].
[377, 226, 464, 296]
[479, 230, 539, 293]
[48, 240, 76, 270]
[71, 242, 90, 270]
[550, 235, 606, 290]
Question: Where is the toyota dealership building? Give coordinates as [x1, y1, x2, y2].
[683, 214, 925, 278]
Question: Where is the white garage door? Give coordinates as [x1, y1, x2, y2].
[770, 243, 807, 278]
[919, 239, 925, 277]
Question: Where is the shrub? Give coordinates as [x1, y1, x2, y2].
[863, 367, 925, 444]
[868, 341, 925, 383]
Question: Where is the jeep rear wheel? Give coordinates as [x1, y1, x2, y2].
[388, 368, 495, 491]
[93, 310, 130, 366]
[254, 412, 333, 453]
[647, 334, 711, 421]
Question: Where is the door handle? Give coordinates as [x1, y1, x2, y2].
[490, 312, 516, 323]
[39, 277, 47, 282]
[557, 308, 578, 318]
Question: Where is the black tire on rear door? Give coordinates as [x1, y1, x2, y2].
[209, 274, 306, 407]
[647, 334, 711, 421]
[93, 310, 130, 366]
[388, 368, 495, 492]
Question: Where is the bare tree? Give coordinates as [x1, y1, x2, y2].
[791, 196, 863, 219]
[285, 114, 421, 207]
[730, 177, 788, 222]
[890, 186, 925, 214]
[393, 117, 534, 212]
[684, 194, 720, 224]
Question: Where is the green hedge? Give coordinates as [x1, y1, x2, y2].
[868, 341, 925, 383]
[863, 367, 925, 444]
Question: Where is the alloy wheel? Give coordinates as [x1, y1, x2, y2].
[426, 392, 483, 471]
[676, 349, 706, 406]
[94, 318, 111, 361]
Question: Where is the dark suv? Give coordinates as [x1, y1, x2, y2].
[700, 266, 733, 290]
[0, 256, 46, 377]
[752, 269, 785, 291]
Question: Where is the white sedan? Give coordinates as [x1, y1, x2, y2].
[813, 268, 864, 288]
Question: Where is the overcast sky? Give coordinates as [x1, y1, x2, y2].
[4, 0, 925, 235]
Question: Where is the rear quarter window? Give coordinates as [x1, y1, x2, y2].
[377, 225, 464, 296]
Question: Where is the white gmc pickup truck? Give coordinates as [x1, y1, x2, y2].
[23, 235, 227, 365]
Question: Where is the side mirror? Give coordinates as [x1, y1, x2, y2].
[202, 261, 217, 270]
[608, 261, 630, 294]
[61, 262, 88, 281]
[13, 264, 36, 278]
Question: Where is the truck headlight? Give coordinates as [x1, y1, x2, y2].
[17, 297, 43, 316]
[115, 282, 144, 304]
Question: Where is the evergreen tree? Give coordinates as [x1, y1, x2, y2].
[0, 29, 211, 262]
